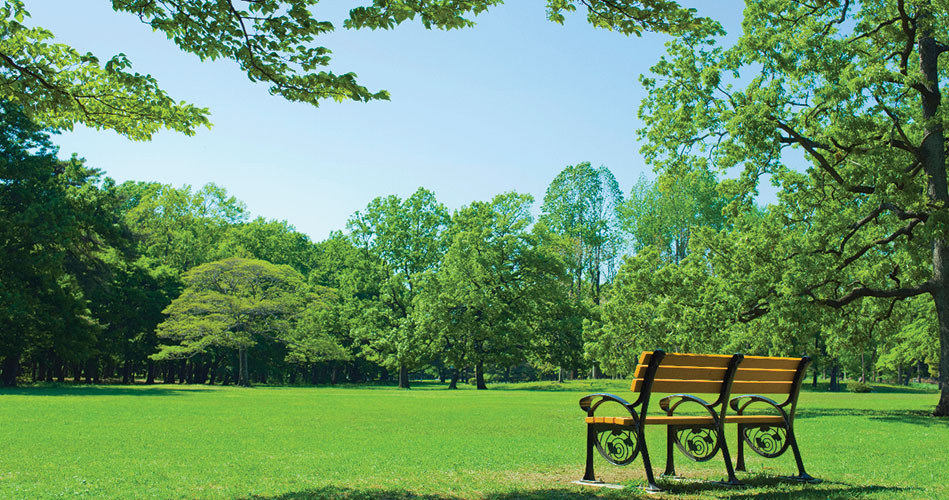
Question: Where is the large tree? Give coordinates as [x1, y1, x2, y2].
[345, 187, 449, 388]
[638, 0, 949, 414]
[154, 257, 305, 387]
[418, 192, 565, 389]
[0, 101, 115, 386]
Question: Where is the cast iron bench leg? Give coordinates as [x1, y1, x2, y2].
[639, 428, 662, 493]
[787, 426, 819, 483]
[582, 424, 596, 481]
[736, 423, 746, 472]
[718, 425, 741, 486]
[663, 426, 676, 477]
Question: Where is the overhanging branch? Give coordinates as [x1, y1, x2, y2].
[821, 281, 933, 308]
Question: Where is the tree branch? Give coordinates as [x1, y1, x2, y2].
[821, 281, 933, 308]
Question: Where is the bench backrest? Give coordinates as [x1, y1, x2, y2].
[632, 352, 807, 394]
[632, 351, 740, 394]
[733, 355, 808, 394]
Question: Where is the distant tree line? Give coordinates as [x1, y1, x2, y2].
[0, 101, 936, 393]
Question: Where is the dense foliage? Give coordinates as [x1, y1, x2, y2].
[0, 0, 944, 415]
[0, 98, 939, 401]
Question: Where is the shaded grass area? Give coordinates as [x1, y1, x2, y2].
[0, 381, 945, 499]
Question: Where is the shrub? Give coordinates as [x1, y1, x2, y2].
[848, 381, 873, 393]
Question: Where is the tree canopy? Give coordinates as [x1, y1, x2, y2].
[635, 0, 949, 415]
[155, 257, 306, 386]
[1, 0, 707, 139]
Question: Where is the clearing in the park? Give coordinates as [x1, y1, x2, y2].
[0, 380, 945, 500]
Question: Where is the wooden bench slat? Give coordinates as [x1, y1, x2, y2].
[632, 379, 723, 393]
[740, 356, 803, 370]
[638, 352, 804, 371]
[585, 415, 787, 426]
[633, 365, 797, 382]
[586, 416, 636, 426]
[639, 352, 733, 368]
[632, 379, 795, 394]
[731, 380, 794, 394]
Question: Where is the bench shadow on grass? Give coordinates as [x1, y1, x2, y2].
[0, 384, 213, 397]
[663, 475, 917, 498]
[241, 487, 606, 500]
[236, 481, 914, 500]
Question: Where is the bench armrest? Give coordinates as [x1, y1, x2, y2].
[730, 394, 790, 422]
[579, 393, 633, 414]
[659, 393, 712, 414]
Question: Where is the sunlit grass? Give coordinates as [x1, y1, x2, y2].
[0, 380, 944, 499]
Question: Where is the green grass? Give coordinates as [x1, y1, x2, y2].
[0, 380, 945, 499]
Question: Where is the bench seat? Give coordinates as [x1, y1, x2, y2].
[585, 414, 786, 426]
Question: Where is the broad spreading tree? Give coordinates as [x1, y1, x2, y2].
[637, 0, 949, 414]
[154, 257, 305, 386]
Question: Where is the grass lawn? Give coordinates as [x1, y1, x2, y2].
[0, 380, 945, 499]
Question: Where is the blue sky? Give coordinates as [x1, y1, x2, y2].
[27, 0, 747, 241]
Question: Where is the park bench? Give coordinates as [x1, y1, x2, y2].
[577, 350, 818, 491]
[729, 353, 818, 483]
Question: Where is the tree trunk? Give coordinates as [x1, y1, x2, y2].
[1, 354, 19, 387]
[85, 357, 95, 384]
[122, 359, 132, 385]
[398, 365, 410, 389]
[918, 6, 949, 416]
[238, 348, 250, 387]
[475, 361, 487, 390]
[558, 367, 564, 383]
[860, 352, 866, 384]
[829, 362, 839, 392]
[448, 368, 460, 390]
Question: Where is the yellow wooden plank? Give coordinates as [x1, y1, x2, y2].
[632, 379, 723, 393]
[585, 416, 635, 426]
[588, 415, 786, 426]
[631, 379, 793, 394]
[657, 353, 734, 368]
[731, 380, 794, 394]
[644, 415, 715, 425]
[740, 356, 804, 370]
[632, 365, 797, 382]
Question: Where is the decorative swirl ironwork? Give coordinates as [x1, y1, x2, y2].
[594, 425, 639, 465]
[742, 425, 789, 458]
[673, 426, 720, 462]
